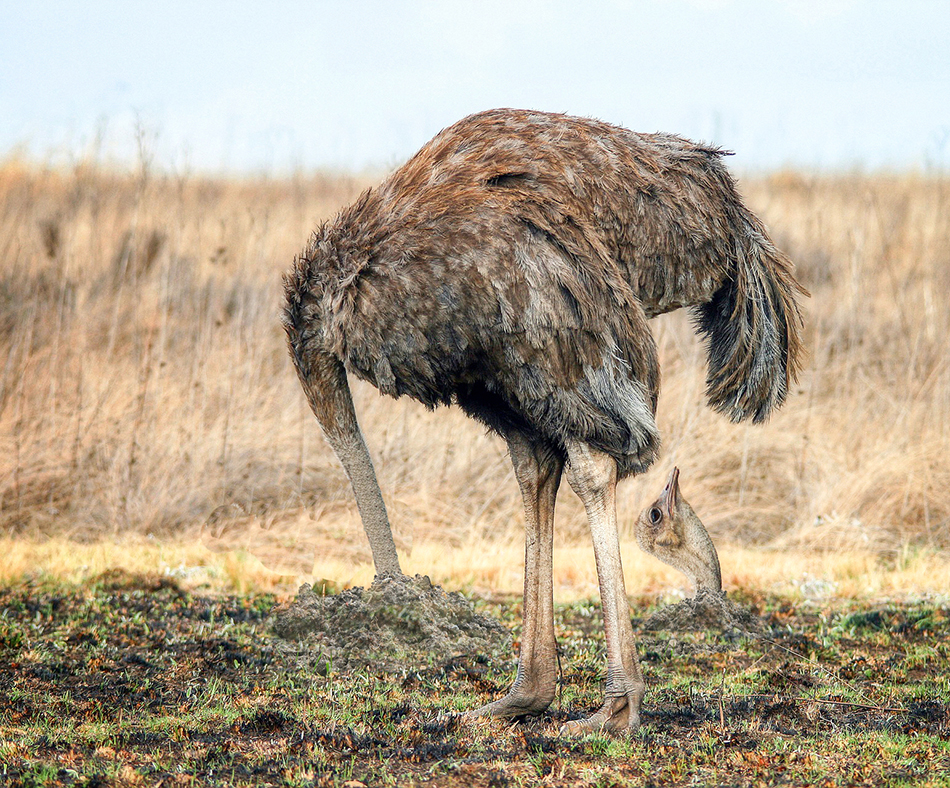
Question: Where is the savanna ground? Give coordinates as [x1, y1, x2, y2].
[2, 571, 949, 786]
[2, 154, 950, 785]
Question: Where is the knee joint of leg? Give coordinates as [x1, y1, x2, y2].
[565, 444, 615, 496]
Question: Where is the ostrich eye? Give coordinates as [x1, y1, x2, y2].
[649, 507, 662, 525]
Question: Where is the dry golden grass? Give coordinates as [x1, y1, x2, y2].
[3, 536, 949, 603]
[2, 156, 949, 597]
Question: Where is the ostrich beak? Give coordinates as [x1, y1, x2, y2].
[660, 466, 680, 520]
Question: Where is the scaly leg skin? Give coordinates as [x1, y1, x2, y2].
[466, 433, 563, 719]
[560, 440, 645, 736]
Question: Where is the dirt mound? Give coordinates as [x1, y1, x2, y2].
[638, 590, 762, 634]
[270, 574, 510, 672]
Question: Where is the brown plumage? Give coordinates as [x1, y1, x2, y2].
[284, 108, 805, 734]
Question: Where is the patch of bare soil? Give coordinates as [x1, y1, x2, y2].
[269, 573, 511, 671]
[638, 589, 762, 635]
[4, 572, 950, 786]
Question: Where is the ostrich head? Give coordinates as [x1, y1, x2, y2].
[635, 467, 723, 594]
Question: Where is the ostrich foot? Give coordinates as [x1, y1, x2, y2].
[464, 686, 555, 720]
[559, 694, 641, 736]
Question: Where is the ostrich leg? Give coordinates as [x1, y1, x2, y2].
[561, 440, 645, 735]
[468, 433, 562, 718]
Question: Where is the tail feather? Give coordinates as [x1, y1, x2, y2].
[696, 212, 806, 423]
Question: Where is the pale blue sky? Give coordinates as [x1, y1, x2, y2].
[2, 0, 948, 173]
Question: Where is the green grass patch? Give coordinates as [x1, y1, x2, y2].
[2, 572, 949, 786]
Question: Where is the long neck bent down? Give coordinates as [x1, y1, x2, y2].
[299, 348, 403, 577]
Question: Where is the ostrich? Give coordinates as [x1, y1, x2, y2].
[635, 467, 722, 595]
[284, 108, 805, 734]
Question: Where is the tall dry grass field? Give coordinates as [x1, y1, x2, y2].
[2, 158, 949, 592]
